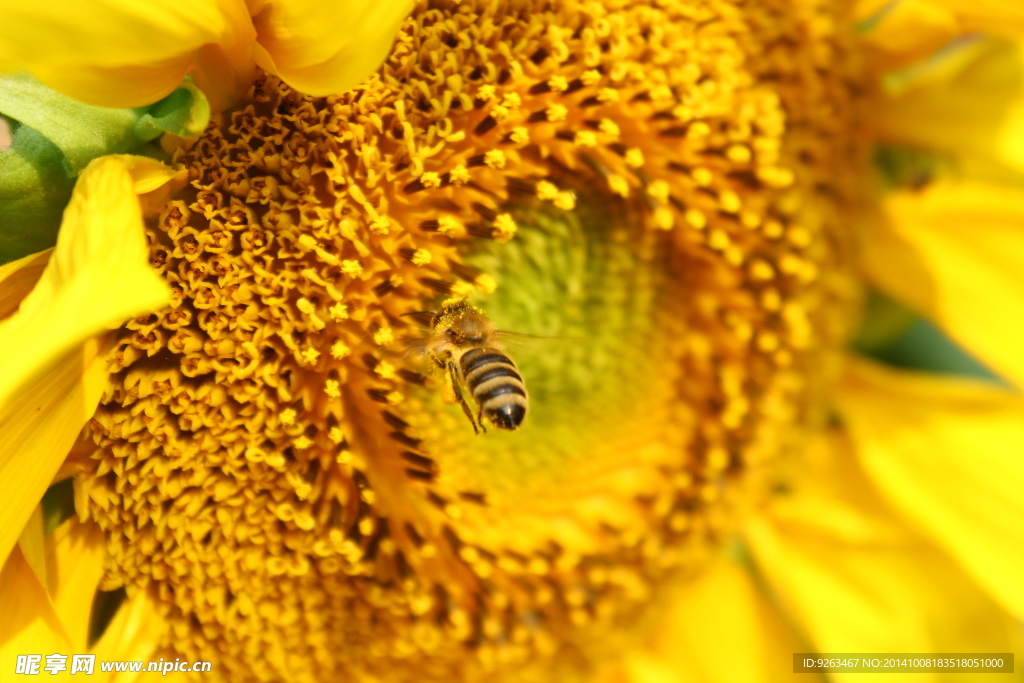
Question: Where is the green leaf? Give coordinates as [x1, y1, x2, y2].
[0, 124, 75, 264]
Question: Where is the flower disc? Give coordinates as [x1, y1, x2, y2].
[80, 0, 866, 680]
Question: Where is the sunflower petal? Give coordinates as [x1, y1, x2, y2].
[863, 179, 1024, 388]
[0, 546, 71, 669]
[745, 426, 1020, 681]
[608, 559, 823, 683]
[914, 0, 1024, 38]
[91, 589, 167, 676]
[250, 0, 413, 96]
[837, 358, 1024, 620]
[16, 505, 48, 590]
[0, 249, 51, 321]
[0, 0, 255, 109]
[0, 156, 170, 567]
[857, 0, 962, 69]
[47, 518, 108, 652]
[875, 40, 1024, 176]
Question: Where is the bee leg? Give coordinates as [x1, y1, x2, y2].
[448, 361, 481, 435]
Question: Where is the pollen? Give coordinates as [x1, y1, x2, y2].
[509, 127, 530, 144]
[449, 165, 470, 185]
[535, 180, 559, 201]
[324, 379, 341, 398]
[78, 0, 865, 681]
[545, 104, 568, 122]
[369, 216, 391, 235]
[375, 361, 397, 380]
[329, 303, 348, 320]
[484, 150, 506, 169]
[372, 327, 395, 347]
[330, 341, 350, 359]
[437, 216, 462, 236]
[410, 249, 432, 266]
[493, 213, 518, 242]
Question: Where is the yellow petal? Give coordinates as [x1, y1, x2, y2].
[0, 0, 255, 109]
[46, 518, 108, 652]
[603, 559, 823, 683]
[0, 546, 71, 669]
[863, 179, 1024, 389]
[0, 156, 170, 567]
[91, 590, 167, 681]
[914, 0, 1024, 38]
[745, 426, 1019, 683]
[16, 505, 47, 589]
[875, 39, 1024, 175]
[0, 250, 51, 322]
[857, 0, 964, 69]
[0, 337, 112, 581]
[837, 357, 1024, 621]
[251, 0, 413, 96]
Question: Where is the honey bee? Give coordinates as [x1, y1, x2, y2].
[404, 299, 527, 434]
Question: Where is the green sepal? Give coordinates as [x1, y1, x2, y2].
[0, 74, 144, 176]
[133, 80, 211, 141]
[853, 289, 1003, 383]
[0, 74, 209, 176]
[0, 76, 209, 265]
[0, 123, 75, 264]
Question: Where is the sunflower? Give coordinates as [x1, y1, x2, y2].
[2, 0, 1023, 681]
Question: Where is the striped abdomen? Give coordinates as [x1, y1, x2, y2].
[460, 347, 528, 430]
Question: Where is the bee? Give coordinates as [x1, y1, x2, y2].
[403, 300, 527, 434]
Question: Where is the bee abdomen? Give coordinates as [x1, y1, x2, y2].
[462, 348, 528, 430]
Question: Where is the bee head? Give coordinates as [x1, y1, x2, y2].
[436, 300, 493, 346]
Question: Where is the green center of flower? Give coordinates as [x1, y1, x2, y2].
[77, 1, 866, 679]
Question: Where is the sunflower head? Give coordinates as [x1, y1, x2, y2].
[47, 0, 872, 679]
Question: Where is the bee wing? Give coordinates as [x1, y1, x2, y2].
[395, 334, 434, 360]
[495, 330, 583, 342]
